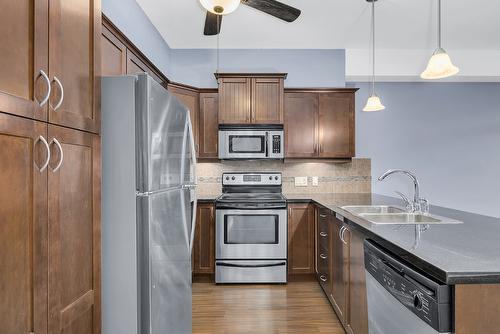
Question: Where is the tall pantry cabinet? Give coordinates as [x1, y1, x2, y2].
[0, 1, 101, 334]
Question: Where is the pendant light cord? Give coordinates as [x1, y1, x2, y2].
[438, 0, 442, 49]
[371, 0, 376, 96]
[216, 15, 220, 74]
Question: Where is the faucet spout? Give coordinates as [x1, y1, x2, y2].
[378, 169, 421, 209]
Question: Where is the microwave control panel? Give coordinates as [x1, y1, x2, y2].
[272, 135, 281, 154]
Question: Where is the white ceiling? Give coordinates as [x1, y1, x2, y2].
[137, 0, 500, 50]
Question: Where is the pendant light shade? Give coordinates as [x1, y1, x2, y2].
[421, 0, 459, 80]
[421, 48, 459, 80]
[199, 0, 240, 15]
[363, 94, 386, 112]
[363, 0, 385, 112]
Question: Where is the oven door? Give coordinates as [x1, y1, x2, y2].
[219, 130, 268, 159]
[216, 209, 287, 260]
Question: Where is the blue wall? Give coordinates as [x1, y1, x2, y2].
[169, 49, 345, 88]
[351, 82, 500, 218]
[102, 0, 172, 77]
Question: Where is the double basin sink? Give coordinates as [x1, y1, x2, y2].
[341, 205, 462, 225]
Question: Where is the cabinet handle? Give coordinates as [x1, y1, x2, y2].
[340, 226, 348, 245]
[319, 214, 327, 218]
[319, 231, 328, 237]
[319, 275, 327, 282]
[51, 76, 64, 111]
[35, 135, 51, 172]
[36, 70, 51, 107]
[320, 254, 327, 259]
[50, 138, 64, 172]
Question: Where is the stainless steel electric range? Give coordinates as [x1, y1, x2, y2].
[215, 172, 287, 284]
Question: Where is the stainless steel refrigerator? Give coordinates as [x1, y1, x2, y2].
[101, 74, 197, 334]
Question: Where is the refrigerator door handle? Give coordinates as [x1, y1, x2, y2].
[186, 112, 198, 256]
[189, 190, 197, 256]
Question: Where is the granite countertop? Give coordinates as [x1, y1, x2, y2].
[287, 193, 500, 285]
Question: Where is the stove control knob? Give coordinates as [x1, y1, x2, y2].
[225, 176, 229, 181]
[269, 176, 273, 180]
[275, 176, 279, 180]
[413, 293, 423, 311]
[231, 176, 235, 181]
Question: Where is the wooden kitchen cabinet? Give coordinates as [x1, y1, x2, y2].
[0, 113, 48, 334]
[199, 91, 219, 159]
[0, 0, 49, 122]
[168, 83, 200, 155]
[347, 227, 368, 334]
[316, 208, 333, 294]
[48, 0, 101, 134]
[284, 92, 318, 158]
[284, 89, 357, 159]
[101, 25, 127, 76]
[331, 217, 349, 322]
[217, 73, 286, 124]
[193, 203, 216, 274]
[47, 125, 101, 334]
[288, 204, 316, 275]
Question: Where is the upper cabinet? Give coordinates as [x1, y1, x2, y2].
[217, 73, 286, 124]
[0, 0, 49, 122]
[199, 91, 219, 159]
[284, 89, 357, 159]
[48, 0, 101, 134]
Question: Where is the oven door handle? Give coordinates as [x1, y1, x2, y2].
[216, 261, 286, 268]
[265, 132, 269, 157]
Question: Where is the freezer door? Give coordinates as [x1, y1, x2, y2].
[181, 112, 197, 186]
[136, 74, 189, 192]
[137, 188, 192, 334]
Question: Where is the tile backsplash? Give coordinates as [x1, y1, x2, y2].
[196, 158, 371, 195]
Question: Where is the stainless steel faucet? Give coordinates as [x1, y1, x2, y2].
[378, 169, 429, 214]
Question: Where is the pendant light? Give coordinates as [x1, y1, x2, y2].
[363, 0, 385, 112]
[199, 0, 240, 15]
[421, 0, 459, 79]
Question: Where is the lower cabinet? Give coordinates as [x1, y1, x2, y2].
[315, 205, 368, 334]
[192, 202, 215, 275]
[0, 112, 101, 334]
[288, 204, 316, 275]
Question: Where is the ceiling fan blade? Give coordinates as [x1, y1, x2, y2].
[204, 11, 222, 36]
[242, 0, 301, 22]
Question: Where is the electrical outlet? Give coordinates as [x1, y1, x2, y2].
[312, 177, 319, 186]
[294, 176, 308, 187]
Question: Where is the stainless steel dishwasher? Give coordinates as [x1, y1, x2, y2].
[364, 240, 452, 334]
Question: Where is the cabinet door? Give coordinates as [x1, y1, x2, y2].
[199, 92, 219, 159]
[288, 204, 315, 275]
[0, 0, 49, 121]
[169, 85, 200, 156]
[251, 78, 283, 124]
[193, 203, 215, 274]
[218, 77, 251, 124]
[47, 125, 101, 334]
[348, 228, 368, 334]
[126, 49, 163, 85]
[48, 0, 101, 133]
[0, 113, 48, 334]
[318, 93, 355, 158]
[101, 25, 126, 76]
[284, 92, 318, 158]
[331, 218, 348, 321]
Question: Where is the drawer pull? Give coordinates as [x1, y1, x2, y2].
[319, 275, 327, 282]
[319, 232, 328, 237]
[320, 254, 327, 259]
[320, 214, 327, 218]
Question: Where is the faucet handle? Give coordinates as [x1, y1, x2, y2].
[395, 191, 413, 212]
[419, 198, 430, 215]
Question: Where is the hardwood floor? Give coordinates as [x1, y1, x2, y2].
[192, 282, 345, 334]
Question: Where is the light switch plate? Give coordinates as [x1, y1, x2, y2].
[295, 176, 308, 187]
[312, 177, 319, 186]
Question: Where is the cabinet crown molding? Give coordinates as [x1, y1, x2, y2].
[214, 72, 288, 79]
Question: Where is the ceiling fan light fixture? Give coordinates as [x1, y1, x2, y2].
[199, 0, 240, 15]
[420, 48, 459, 80]
[363, 94, 386, 112]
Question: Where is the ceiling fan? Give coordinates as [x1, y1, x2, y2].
[199, 0, 301, 36]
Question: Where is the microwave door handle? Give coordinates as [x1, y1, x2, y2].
[265, 132, 269, 157]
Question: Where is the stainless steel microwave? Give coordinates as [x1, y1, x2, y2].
[218, 125, 284, 160]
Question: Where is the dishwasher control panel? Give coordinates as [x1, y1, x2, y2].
[364, 240, 452, 333]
